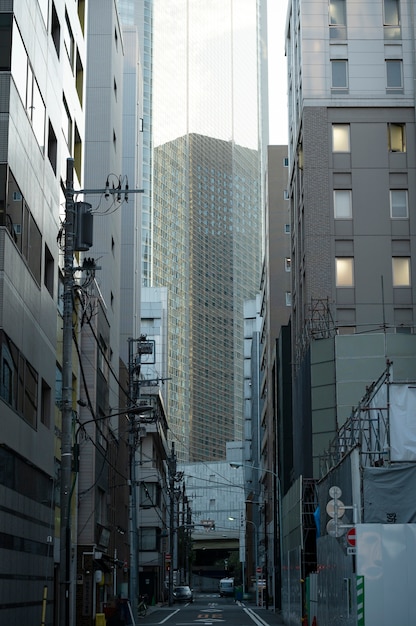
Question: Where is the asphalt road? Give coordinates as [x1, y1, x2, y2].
[140, 593, 284, 626]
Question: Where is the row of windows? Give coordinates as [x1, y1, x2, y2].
[334, 189, 408, 219]
[331, 58, 403, 91]
[332, 122, 405, 152]
[336, 256, 411, 287]
[330, 0, 401, 40]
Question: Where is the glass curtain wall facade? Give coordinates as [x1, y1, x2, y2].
[152, 0, 267, 461]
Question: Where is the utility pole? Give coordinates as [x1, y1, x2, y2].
[168, 442, 176, 606]
[59, 158, 75, 626]
[59, 158, 144, 626]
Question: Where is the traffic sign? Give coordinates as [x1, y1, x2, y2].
[346, 527, 356, 547]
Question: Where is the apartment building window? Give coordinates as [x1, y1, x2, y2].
[392, 257, 411, 286]
[62, 96, 72, 150]
[331, 60, 348, 89]
[11, 24, 46, 151]
[284, 224, 291, 234]
[285, 291, 292, 306]
[0, 13, 12, 70]
[63, 9, 74, 68]
[51, 2, 60, 58]
[139, 527, 158, 551]
[334, 189, 352, 218]
[0, 331, 38, 427]
[336, 257, 354, 286]
[388, 122, 405, 151]
[384, 0, 401, 39]
[332, 123, 350, 152]
[386, 59, 402, 89]
[390, 190, 408, 218]
[329, 0, 347, 39]
[285, 257, 291, 272]
[283, 156, 289, 167]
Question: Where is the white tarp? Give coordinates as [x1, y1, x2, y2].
[356, 524, 416, 625]
[369, 383, 416, 462]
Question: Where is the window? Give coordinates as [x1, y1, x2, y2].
[386, 59, 402, 89]
[0, 331, 38, 426]
[41, 379, 51, 427]
[392, 257, 411, 286]
[284, 224, 291, 234]
[44, 243, 54, 296]
[0, 13, 12, 70]
[384, 0, 401, 39]
[329, 0, 347, 39]
[139, 527, 158, 551]
[285, 291, 292, 306]
[47, 121, 57, 174]
[332, 124, 350, 152]
[334, 189, 352, 218]
[55, 365, 62, 408]
[336, 257, 354, 286]
[283, 157, 289, 167]
[285, 257, 291, 272]
[388, 123, 405, 152]
[331, 60, 348, 88]
[76, 50, 84, 106]
[62, 96, 72, 150]
[140, 482, 160, 508]
[390, 190, 408, 218]
[51, 2, 60, 58]
[63, 10, 74, 68]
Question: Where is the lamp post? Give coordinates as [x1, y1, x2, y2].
[230, 463, 282, 612]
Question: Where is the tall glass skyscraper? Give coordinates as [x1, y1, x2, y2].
[151, 0, 268, 461]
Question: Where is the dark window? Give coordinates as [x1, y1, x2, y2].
[0, 14, 12, 70]
[0, 331, 38, 427]
[48, 121, 57, 174]
[51, 2, 60, 58]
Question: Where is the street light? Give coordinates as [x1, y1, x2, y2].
[230, 462, 282, 612]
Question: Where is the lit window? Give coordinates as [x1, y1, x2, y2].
[388, 123, 405, 152]
[384, 0, 401, 39]
[336, 257, 354, 286]
[390, 190, 408, 218]
[334, 190, 352, 218]
[392, 257, 411, 286]
[329, 0, 347, 38]
[386, 59, 402, 89]
[331, 60, 348, 88]
[332, 124, 350, 152]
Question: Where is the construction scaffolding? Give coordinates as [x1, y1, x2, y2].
[319, 361, 392, 476]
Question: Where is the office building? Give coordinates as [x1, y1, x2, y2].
[151, 0, 268, 462]
[0, 1, 86, 623]
[278, 0, 416, 620]
[286, 0, 416, 478]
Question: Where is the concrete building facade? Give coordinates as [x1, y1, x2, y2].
[0, 0, 86, 623]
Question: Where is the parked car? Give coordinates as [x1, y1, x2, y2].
[173, 585, 193, 603]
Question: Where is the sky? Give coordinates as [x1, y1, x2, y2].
[267, 0, 289, 145]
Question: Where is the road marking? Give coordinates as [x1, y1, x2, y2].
[244, 608, 273, 626]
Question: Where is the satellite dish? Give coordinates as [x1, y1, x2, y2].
[329, 486, 342, 499]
